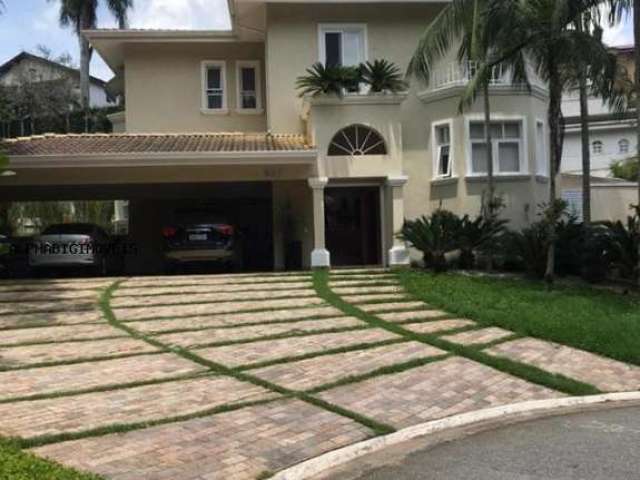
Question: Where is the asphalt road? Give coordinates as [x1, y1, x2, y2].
[323, 406, 640, 480]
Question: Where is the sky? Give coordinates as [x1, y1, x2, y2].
[0, 1, 635, 82]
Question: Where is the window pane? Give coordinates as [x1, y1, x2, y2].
[242, 94, 257, 109]
[439, 145, 451, 176]
[241, 67, 256, 91]
[472, 142, 488, 173]
[208, 94, 222, 109]
[504, 122, 521, 138]
[325, 32, 342, 67]
[342, 30, 364, 66]
[499, 142, 520, 172]
[207, 67, 221, 89]
[436, 125, 450, 145]
[470, 123, 485, 139]
[490, 123, 503, 138]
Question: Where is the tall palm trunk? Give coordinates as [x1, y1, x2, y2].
[483, 79, 495, 205]
[545, 65, 563, 286]
[576, 18, 591, 225]
[635, 0, 640, 287]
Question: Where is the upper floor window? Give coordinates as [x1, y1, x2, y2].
[469, 120, 525, 175]
[535, 120, 548, 177]
[318, 24, 367, 67]
[328, 124, 387, 156]
[201, 61, 227, 112]
[236, 61, 262, 112]
[433, 122, 452, 178]
[618, 138, 630, 154]
[592, 140, 603, 155]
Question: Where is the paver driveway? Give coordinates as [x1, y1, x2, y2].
[1, 270, 639, 480]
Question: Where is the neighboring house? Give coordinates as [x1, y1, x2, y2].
[0, 0, 552, 273]
[0, 51, 114, 108]
[560, 45, 637, 222]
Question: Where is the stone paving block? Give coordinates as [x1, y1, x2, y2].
[378, 309, 449, 323]
[0, 337, 158, 368]
[486, 338, 640, 392]
[402, 319, 477, 335]
[252, 342, 446, 391]
[122, 274, 311, 288]
[0, 323, 125, 346]
[319, 357, 564, 429]
[341, 293, 409, 304]
[0, 279, 112, 292]
[0, 353, 205, 400]
[154, 317, 364, 349]
[442, 327, 515, 346]
[0, 300, 97, 315]
[331, 286, 403, 295]
[358, 301, 426, 313]
[0, 376, 277, 438]
[114, 297, 327, 321]
[0, 311, 105, 329]
[0, 289, 100, 302]
[125, 306, 344, 334]
[111, 288, 316, 308]
[199, 329, 401, 368]
[32, 399, 372, 480]
[113, 281, 313, 298]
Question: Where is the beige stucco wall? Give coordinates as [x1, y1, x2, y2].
[124, 43, 267, 133]
[265, 2, 443, 134]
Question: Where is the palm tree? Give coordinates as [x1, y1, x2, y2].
[409, 1, 502, 212]
[488, 0, 619, 284]
[48, 0, 133, 131]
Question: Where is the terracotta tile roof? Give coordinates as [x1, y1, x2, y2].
[2, 133, 315, 156]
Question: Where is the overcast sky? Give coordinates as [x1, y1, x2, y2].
[0, 1, 634, 82]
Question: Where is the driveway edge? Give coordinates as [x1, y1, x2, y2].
[271, 391, 640, 480]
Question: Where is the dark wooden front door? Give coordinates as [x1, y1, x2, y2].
[325, 186, 381, 266]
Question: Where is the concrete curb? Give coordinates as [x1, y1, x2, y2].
[271, 392, 640, 480]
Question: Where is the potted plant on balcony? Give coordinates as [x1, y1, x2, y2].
[296, 63, 360, 97]
[359, 59, 407, 94]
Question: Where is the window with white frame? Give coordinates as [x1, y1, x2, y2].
[618, 138, 630, 154]
[535, 120, 548, 176]
[592, 140, 603, 155]
[236, 61, 261, 111]
[318, 24, 367, 67]
[433, 123, 452, 178]
[469, 120, 525, 175]
[201, 61, 226, 111]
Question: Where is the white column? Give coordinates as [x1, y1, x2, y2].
[387, 176, 411, 267]
[308, 177, 331, 268]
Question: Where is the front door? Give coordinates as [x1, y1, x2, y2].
[325, 186, 381, 267]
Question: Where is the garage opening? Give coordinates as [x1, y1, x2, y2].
[0, 181, 275, 278]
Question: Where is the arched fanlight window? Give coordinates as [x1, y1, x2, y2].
[618, 138, 630, 154]
[327, 124, 387, 156]
[592, 140, 603, 155]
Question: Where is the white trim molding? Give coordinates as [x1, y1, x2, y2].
[235, 60, 263, 114]
[201, 60, 228, 113]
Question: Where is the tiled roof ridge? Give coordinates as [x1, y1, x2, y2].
[3, 131, 306, 144]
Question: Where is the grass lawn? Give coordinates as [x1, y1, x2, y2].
[0, 438, 103, 480]
[397, 270, 640, 366]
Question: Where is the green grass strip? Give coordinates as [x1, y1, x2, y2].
[313, 270, 601, 397]
[15, 396, 283, 449]
[0, 351, 162, 372]
[99, 281, 395, 438]
[0, 437, 104, 480]
[237, 338, 409, 371]
[0, 372, 214, 405]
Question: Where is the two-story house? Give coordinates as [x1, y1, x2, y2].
[0, 0, 551, 273]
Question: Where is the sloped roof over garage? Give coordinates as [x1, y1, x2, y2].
[2, 132, 314, 156]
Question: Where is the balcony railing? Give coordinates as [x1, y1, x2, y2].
[432, 61, 509, 90]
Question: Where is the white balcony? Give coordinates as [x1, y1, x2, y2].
[432, 61, 509, 90]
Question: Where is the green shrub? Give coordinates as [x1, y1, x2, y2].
[296, 63, 360, 97]
[600, 205, 640, 283]
[358, 60, 407, 93]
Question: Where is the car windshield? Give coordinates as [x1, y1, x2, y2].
[42, 224, 97, 235]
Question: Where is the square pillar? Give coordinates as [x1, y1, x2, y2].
[308, 177, 331, 268]
[387, 176, 410, 267]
